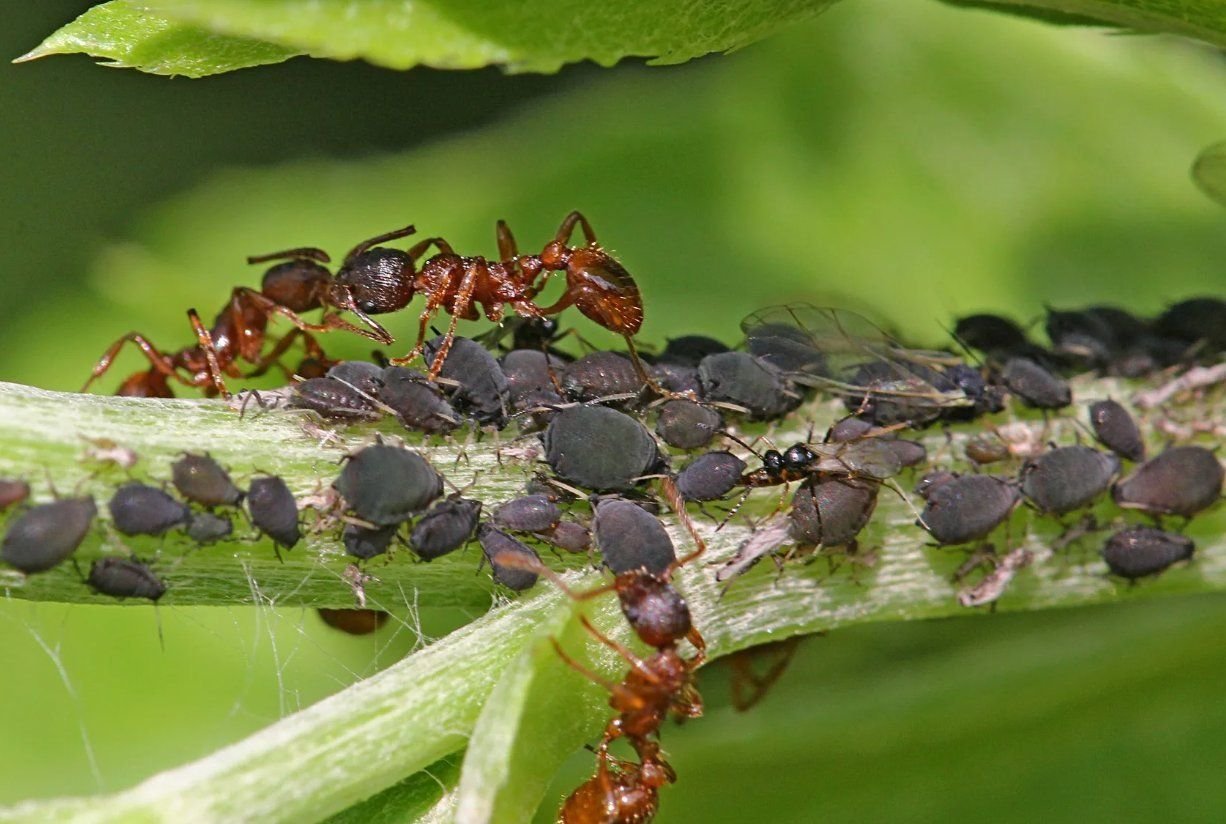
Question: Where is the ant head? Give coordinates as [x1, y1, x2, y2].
[333, 249, 415, 315]
[762, 450, 784, 473]
[782, 444, 815, 471]
[261, 260, 333, 313]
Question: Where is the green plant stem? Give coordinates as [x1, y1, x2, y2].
[0, 375, 1222, 823]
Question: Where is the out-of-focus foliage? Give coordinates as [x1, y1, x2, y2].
[23, 0, 1226, 77]
[2, 0, 1226, 820]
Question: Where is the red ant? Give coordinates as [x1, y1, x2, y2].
[81, 225, 418, 398]
[559, 740, 674, 824]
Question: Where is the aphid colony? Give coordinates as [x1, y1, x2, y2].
[26, 219, 1225, 822]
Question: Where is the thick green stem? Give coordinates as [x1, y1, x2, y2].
[0, 374, 1221, 823]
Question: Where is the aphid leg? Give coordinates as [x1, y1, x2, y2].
[342, 224, 417, 264]
[188, 308, 232, 399]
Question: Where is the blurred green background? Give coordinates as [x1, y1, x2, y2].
[2, 0, 1226, 820]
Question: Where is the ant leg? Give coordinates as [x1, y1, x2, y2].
[533, 290, 576, 317]
[406, 236, 455, 264]
[659, 476, 708, 568]
[247, 247, 331, 265]
[187, 308, 232, 399]
[389, 288, 450, 367]
[82, 333, 180, 392]
[343, 224, 417, 264]
[550, 637, 621, 693]
[425, 265, 482, 379]
[239, 287, 394, 345]
[555, 211, 599, 246]
[728, 637, 801, 712]
[246, 328, 307, 378]
[577, 615, 659, 680]
[496, 220, 519, 260]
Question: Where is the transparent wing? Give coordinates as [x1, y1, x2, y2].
[807, 440, 904, 481]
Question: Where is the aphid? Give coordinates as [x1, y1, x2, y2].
[559, 744, 674, 824]
[673, 451, 746, 502]
[953, 313, 1031, 356]
[1, 497, 97, 573]
[0, 479, 30, 511]
[592, 498, 676, 576]
[544, 405, 660, 492]
[290, 376, 383, 421]
[741, 304, 974, 422]
[1000, 357, 1071, 410]
[317, 608, 390, 635]
[957, 547, 1034, 608]
[788, 476, 879, 548]
[538, 519, 592, 553]
[654, 400, 722, 451]
[658, 335, 729, 366]
[477, 524, 541, 591]
[1102, 527, 1195, 580]
[1045, 305, 1148, 369]
[1019, 446, 1120, 515]
[501, 349, 566, 412]
[965, 434, 1010, 465]
[87, 556, 166, 601]
[424, 335, 509, 425]
[884, 438, 927, 468]
[649, 361, 702, 396]
[186, 511, 233, 544]
[377, 366, 461, 435]
[108, 483, 190, 536]
[917, 474, 1020, 546]
[1088, 399, 1145, 462]
[1153, 296, 1226, 352]
[696, 351, 798, 421]
[491, 495, 562, 533]
[408, 495, 482, 561]
[1112, 445, 1223, 517]
[343, 522, 399, 560]
[326, 360, 385, 396]
[247, 475, 301, 549]
[171, 453, 244, 508]
[561, 351, 646, 403]
[334, 443, 443, 526]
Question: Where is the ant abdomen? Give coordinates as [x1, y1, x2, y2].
[566, 251, 643, 336]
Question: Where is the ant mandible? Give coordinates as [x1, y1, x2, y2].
[81, 225, 417, 398]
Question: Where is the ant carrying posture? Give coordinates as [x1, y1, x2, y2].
[82, 225, 417, 398]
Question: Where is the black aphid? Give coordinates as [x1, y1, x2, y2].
[171, 453, 244, 507]
[87, 556, 166, 601]
[788, 477, 879, 547]
[918, 474, 1020, 545]
[538, 519, 591, 553]
[954, 313, 1030, 356]
[501, 349, 565, 412]
[674, 451, 746, 502]
[109, 483, 190, 536]
[1088, 399, 1145, 462]
[650, 361, 702, 395]
[291, 376, 382, 421]
[561, 351, 646, 403]
[543, 405, 659, 492]
[247, 475, 300, 549]
[478, 524, 541, 591]
[409, 495, 481, 560]
[1154, 297, 1226, 352]
[343, 522, 399, 560]
[425, 335, 509, 425]
[655, 400, 722, 451]
[592, 498, 676, 576]
[1112, 446, 1224, 517]
[827, 417, 873, 443]
[327, 360, 384, 396]
[1045, 305, 1148, 369]
[2, 497, 96, 573]
[491, 495, 562, 533]
[186, 512, 233, 544]
[0, 479, 30, 511]
[1000, 357, 1071, 409]
[378, 367, 460, 435]
[697, 351, 799, 421]
[1019, 446, 1119, 515]
[1102, 527, 1194, 580]
[658, 334, 729, 366]
[317, 608, 390, 635]
[885, 439, 927, 468]
[334, 443, 443, 526]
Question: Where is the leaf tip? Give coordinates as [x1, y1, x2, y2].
[11, 44, 58, 64]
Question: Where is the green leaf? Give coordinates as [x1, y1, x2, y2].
[15, 1, 299, 78]
[947, 0, 1226, 46]
[1192, 139, 1226, 208]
